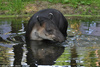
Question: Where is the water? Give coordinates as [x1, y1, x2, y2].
[0, 17, 100, 67]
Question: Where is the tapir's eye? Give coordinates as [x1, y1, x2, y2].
[47, 29, 53, 34]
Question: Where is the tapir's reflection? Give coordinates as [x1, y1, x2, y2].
[26, 40, 65, 66]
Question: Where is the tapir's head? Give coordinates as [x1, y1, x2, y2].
[31, 13, 66, 42]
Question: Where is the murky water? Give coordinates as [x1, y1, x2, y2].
[0, 17, 100, 67]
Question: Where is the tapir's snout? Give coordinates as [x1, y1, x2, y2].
[53, 30, 66, 42]
[53, 38, 65, 43]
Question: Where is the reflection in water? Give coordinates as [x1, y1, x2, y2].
[70, 45, 78, 67]
[13, 43, 28, 67]
[26, 41, 64, 67]
[0, 46, 12, 65]
[13, 44, 23, 65]
[80, 21, 100, 36]
[0, 21, 11, 40]
[95, 49, 100, 66]
[0, 17, 100, 67]
[0, 19, 26, 43]
[13, 41, 65, 67]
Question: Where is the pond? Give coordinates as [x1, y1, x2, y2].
[0, 17, 100, 67]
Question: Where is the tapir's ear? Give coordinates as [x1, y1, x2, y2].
[48, 13, 53, 20]
[37, 16, 41, 22]
[36, 16, 42, 26]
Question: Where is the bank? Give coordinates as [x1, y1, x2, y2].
[1, 14, 100, 19]
[0, 1, 100, 18]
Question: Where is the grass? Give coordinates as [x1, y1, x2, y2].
[0, 0, 33, 15]
[0, 0, 100, 16]
[47, 0, 91, 5]
[47, 0, 100, 15]
[1, 14, 100, 19]
[0, 14, 30, 19]
[64, 15, 100, 17]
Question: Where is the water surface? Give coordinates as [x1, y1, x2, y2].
[0, 17, 100, 67]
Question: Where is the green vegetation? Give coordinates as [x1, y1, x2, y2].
[0, 14, 30, 19]
[0, 0, 100, 17]
[83, 48, 97, 67]
[47, 0, 100, 15]
[0, 46, 12, 65]
[47, 0, 91, 5]
[55, 47, 70, 65]
[0, 0, 30, 15]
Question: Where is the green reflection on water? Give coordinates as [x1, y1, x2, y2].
[54, 17, 100, 66]
[55, 47, 70, 65]
[0, 46, 13, 65]
[0, 17, 100, 66]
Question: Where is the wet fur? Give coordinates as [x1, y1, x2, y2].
[26, 9, 68, 42]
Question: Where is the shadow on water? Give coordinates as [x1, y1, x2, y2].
[0, 17, 100, 67]
[26, 41, 64, 67]
[13, 40, 65, 67]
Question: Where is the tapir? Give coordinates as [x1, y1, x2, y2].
[26, 9, 68, 42]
